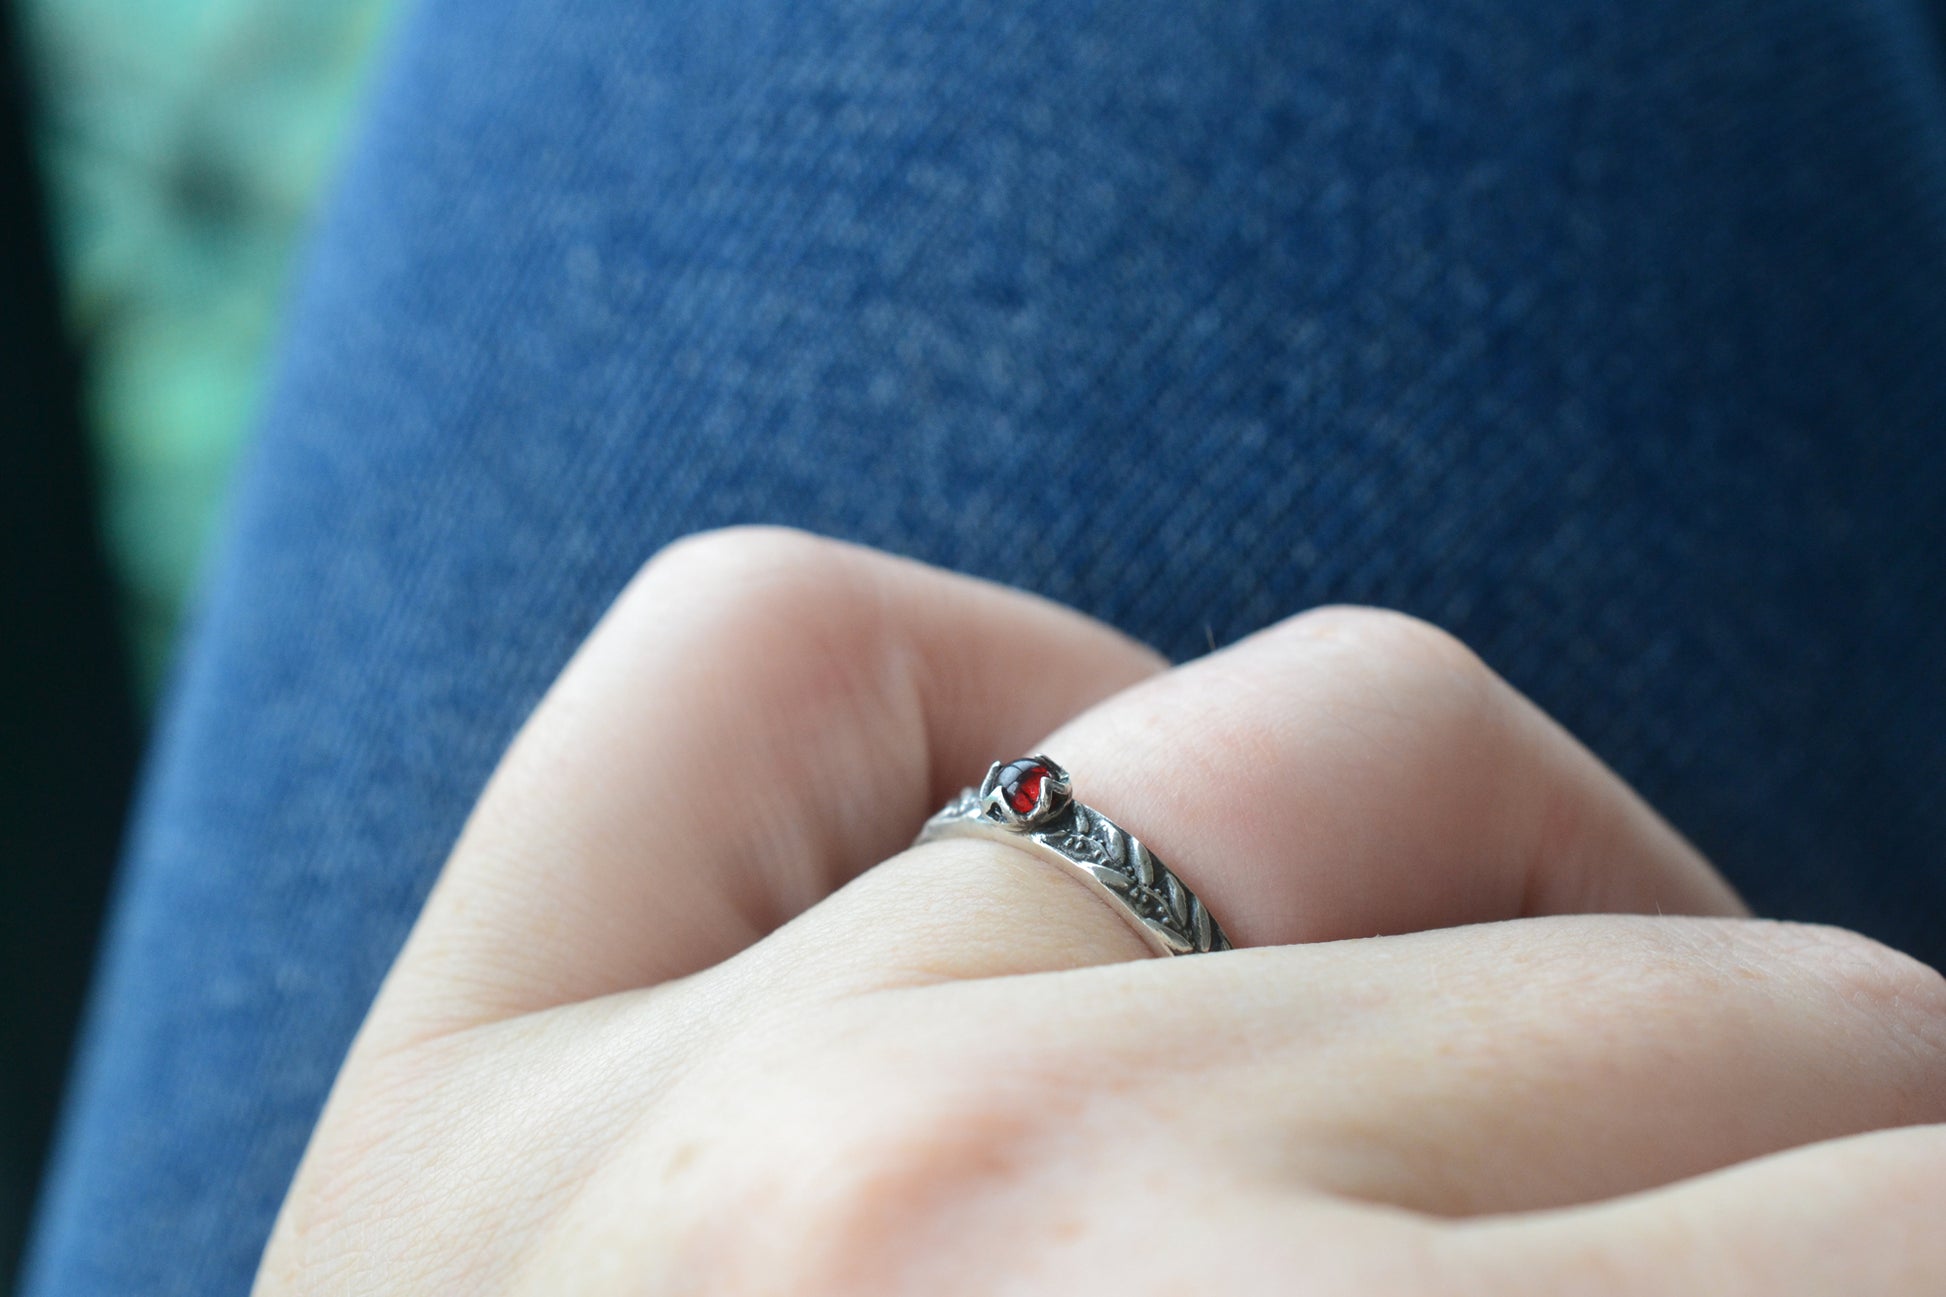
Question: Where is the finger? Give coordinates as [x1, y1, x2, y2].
[1263, 916, 1946, 1214]
[381, 527, 1165, 1036]
[1450, 1123, 1946, 1295]
[968, 915, 1946, 1217]
[790, 605, 1744, 984]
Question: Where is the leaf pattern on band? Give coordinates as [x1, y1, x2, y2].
[920, 795, 1231, 955]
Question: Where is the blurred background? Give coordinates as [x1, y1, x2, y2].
[1, 0, 391, 1284]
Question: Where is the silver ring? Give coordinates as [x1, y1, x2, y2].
[915, 755, 1232, 957]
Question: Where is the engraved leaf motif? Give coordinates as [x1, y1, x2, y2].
[1164, 874, 1190, 928]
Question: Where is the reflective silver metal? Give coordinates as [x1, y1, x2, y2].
[915, 755, 1232, 956]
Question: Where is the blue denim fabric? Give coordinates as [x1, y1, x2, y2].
[22, 1, 1946, 1292]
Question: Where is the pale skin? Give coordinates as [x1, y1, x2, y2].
[256, 527, 1946, 1295]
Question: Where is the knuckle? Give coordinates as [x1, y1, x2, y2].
[676, 1010, 1078, 1295]
[638, 524, 849, 597]
[1283, 605, 1493, 694]
[1245, 607, 1504, 763]
[1630, 918, 1946, 1071]
[1494, 917, 1946, 1032]
[1750, 921, 1946, 1025]
[626, 525, 878, 641]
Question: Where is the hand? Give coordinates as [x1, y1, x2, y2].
[256, 528, 1946, 1295]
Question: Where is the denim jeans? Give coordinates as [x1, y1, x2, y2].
[21, 1, 1946, 1292]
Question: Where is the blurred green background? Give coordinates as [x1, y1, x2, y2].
[2, 0, 392, 1286]
[25, 0, 393, 690]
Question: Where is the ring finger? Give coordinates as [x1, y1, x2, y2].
[794, 602, 1746, 984]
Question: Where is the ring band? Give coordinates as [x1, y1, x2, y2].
[915, 755, 1232, 956]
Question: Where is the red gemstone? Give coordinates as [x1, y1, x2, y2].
[1007, 765, 1048, 814]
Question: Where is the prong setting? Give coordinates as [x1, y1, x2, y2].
[979, 755, 1072, 828]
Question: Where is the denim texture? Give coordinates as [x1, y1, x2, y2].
[22, 1, 1946, 1293]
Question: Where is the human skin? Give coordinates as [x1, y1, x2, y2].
[255, 527, 1946, 1295]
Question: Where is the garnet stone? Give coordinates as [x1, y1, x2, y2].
[991, 756, 1067, 821]
[1007, 763, 1048, 814]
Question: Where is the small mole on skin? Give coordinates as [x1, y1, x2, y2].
[664, 1143, 700, 1180]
